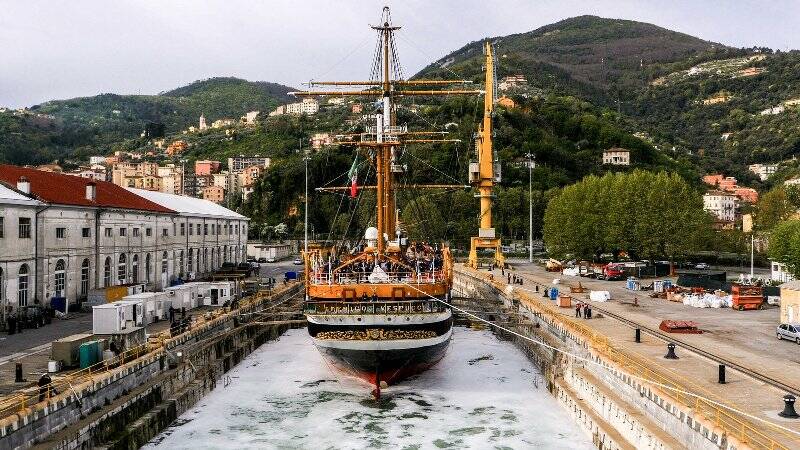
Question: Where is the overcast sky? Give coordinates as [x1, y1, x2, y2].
[1, 0, 798, 108]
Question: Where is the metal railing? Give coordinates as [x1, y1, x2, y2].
[466, 268, 796, 450]
[304, 299, 447, 315]
[309, 270, 445, 285]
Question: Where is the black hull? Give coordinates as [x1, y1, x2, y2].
[314, 333, 451, 387]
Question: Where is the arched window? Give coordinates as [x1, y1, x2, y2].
[0, 267, 4, 307]
[179, 250, 184, 277]
[161, 251, 168, 275]
[188, 248, 194, 273]
[80, 259, 90, 296]
[54, 259, 66, 297]
[145, 254, 152, 283]
[132, 255, 139, 284]
[203, 248, 208, 272]
[104, 257, 112, 287]
[18, 264, 29, 307]
[118, 253, 127, 284]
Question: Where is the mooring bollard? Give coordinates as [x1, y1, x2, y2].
[718, 364, 726, 384]
[635, 328, 641, 343]
[535, 285, 539, 293]
[779, 394, 799, 419]
[15, 363, 24, 382]
[664, 343, 679, 359]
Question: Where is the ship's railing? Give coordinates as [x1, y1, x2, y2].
[304, 300, 447, 315]
[309, 270, 446, 285]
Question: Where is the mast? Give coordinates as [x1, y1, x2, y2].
[290, 6, 481, 255]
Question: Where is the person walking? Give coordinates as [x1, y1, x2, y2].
[587, 304, 593, 319]
[507, 273, 511, 284]
[583, 303, 590, 319]
[575, 302, 582, 318]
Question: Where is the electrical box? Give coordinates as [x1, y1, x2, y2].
[493, 162, 502, 182]
[469, 162, 479, 183]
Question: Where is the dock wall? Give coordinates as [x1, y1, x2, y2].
[0, 285, 303, 450]
[453, 270, 736, 450]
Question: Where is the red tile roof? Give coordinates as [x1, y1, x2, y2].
[0, 164, 174, 213]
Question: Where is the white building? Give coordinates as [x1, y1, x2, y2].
[89, 156, 107, 165]
[772, 261, 794, 284]
[602, 148, 631, 166]
[0, 165, 249, 313]
[281, 98, 319, 116]
[748, 163, 778, 181]
[199, 114, 208, 131]
[227, 156, 271, 173]
[241, 111, 260, 124]
[703, 191, 737, 222]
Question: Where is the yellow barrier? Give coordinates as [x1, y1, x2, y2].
[465, 268, 794, 450]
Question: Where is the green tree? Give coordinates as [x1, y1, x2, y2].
[543, 170, 710, 260]
[768, 220, 800, 278]
[754, 187, 795, 231]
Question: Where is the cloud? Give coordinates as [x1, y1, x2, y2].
[1, 0, 797, 107]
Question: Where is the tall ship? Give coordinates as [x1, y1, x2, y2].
[296, 7, 492, 398]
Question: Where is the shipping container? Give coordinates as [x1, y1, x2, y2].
[93, 303, 127, 334]
[121, 292, 169, 324]
[87, 286, 130, 306]
[166, 283, 202, 310]
[51, 333, 95, 368]
[204, 282, 233, 306]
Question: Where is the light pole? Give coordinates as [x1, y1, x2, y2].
[304, 145, 310, 255]
[526, 153, 535, 263]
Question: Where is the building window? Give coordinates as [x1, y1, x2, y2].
[162, 228, 168, 237]
[161, 251, 168, 275]
[104, 227, 112, 237]
[118, 253, 127, 283]
[145, 254, 152, 283]
[104, 257, 112, 287]
[173, 223, 176, 236]
[81, 259, 90, 296]
[180, 223, 185, 236]
[54, 259, 66, 297]
[132, 254, 139, 284]
[189, 223, 194, 236]
[0, 216, 4, 238]
[19, 218, 31, 238]
[56, 227, 66, 239]
[197, 224, 201, 235]
[0, 267, 4, 306]
[18, 264, 29, 307]
[119, 227, 126, 237]
[188, 248, 194, 272]
[146, 228, 152, 237]
[236, 224, 239, 235]
[82, 227, 90, 238]
[204, 224, 208, 236]
[133, 228, 139, 237]
[179, 251, 184, 276]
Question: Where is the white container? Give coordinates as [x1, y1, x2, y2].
[165, 284, 201, 310]
[47, 360, 61, 373]
[205, 281, 233, 306]
[122, 292, 169, 324]
[93, 303, 126, 334]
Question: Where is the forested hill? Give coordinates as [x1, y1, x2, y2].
[0, 77, 294, 165]
[417, 15, 727, 101]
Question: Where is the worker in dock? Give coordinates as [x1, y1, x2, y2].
[575, 302, 582, 318]
[38, 373, 55, 402]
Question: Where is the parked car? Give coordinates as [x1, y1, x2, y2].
[695, 263, 710, 270]
[266, 257, 276, 263]
[777, 323, 800, 343]
[220, 262, 237, 272]
[258, 257, 267, 263]
[246, 256, 256, 262]
[293, 257, 303, 265]
[237, 262, 254, 277]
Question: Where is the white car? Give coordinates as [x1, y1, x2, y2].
[695, 263, 710, 270]
[266, 257, 276, 263]
[777, 323, 800, 344]
[293, 258, 303, 265]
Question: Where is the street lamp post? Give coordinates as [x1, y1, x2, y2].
[526, 153, 535, 263]
[304, 145, 310, 255]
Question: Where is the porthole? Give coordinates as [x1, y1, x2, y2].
[357, 317, 362, 322]
[387, 317, 391, 321]
[406, 317, 410, 321]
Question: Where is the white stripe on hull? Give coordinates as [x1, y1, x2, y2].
[306, 310, 451, 326]
[312, 328, 452, 351]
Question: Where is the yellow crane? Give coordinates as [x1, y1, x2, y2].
[468, 41, 504, 269]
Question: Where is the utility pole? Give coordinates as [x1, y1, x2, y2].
[304, 140, 310, 255]
[526, 153, 535, 263]
[750, 233, 755, 280]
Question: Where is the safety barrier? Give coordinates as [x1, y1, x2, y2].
[458, 267, 796, 450]
[0, 282, 299, 424]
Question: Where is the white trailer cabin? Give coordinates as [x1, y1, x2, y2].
[165, 284, 201, 310]
[121, 292, 168, 324]
[92, 303, 127, 334]
[205, 281, 234, 306]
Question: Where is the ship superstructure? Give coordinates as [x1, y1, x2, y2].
[293, 7, 483, 397]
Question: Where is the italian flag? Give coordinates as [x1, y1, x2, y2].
[348, 155, 359, 198]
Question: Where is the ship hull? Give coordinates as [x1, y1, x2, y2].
[312, 329, 451, 387]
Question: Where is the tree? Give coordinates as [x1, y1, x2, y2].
[274, 223, 289, 242]
[754, 187, 794, 231]
[768, 220, 800, 278]
[543, 170, 710, 260]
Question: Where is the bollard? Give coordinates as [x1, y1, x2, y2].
[664, 343, 679, 359]
[542, 288, 549, 298]
[779, 394, 799, 419]
[718, 364, 726, 384]
[635, 328, 641, 343]
[535, 285, 539, 293]
[15, 363, 24, 382]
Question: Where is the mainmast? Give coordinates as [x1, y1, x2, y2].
[291, 6, 480, 255]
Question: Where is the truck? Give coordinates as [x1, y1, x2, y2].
[598, 263, 625, 281]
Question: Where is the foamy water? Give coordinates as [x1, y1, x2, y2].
[144, 327, 592, 449]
